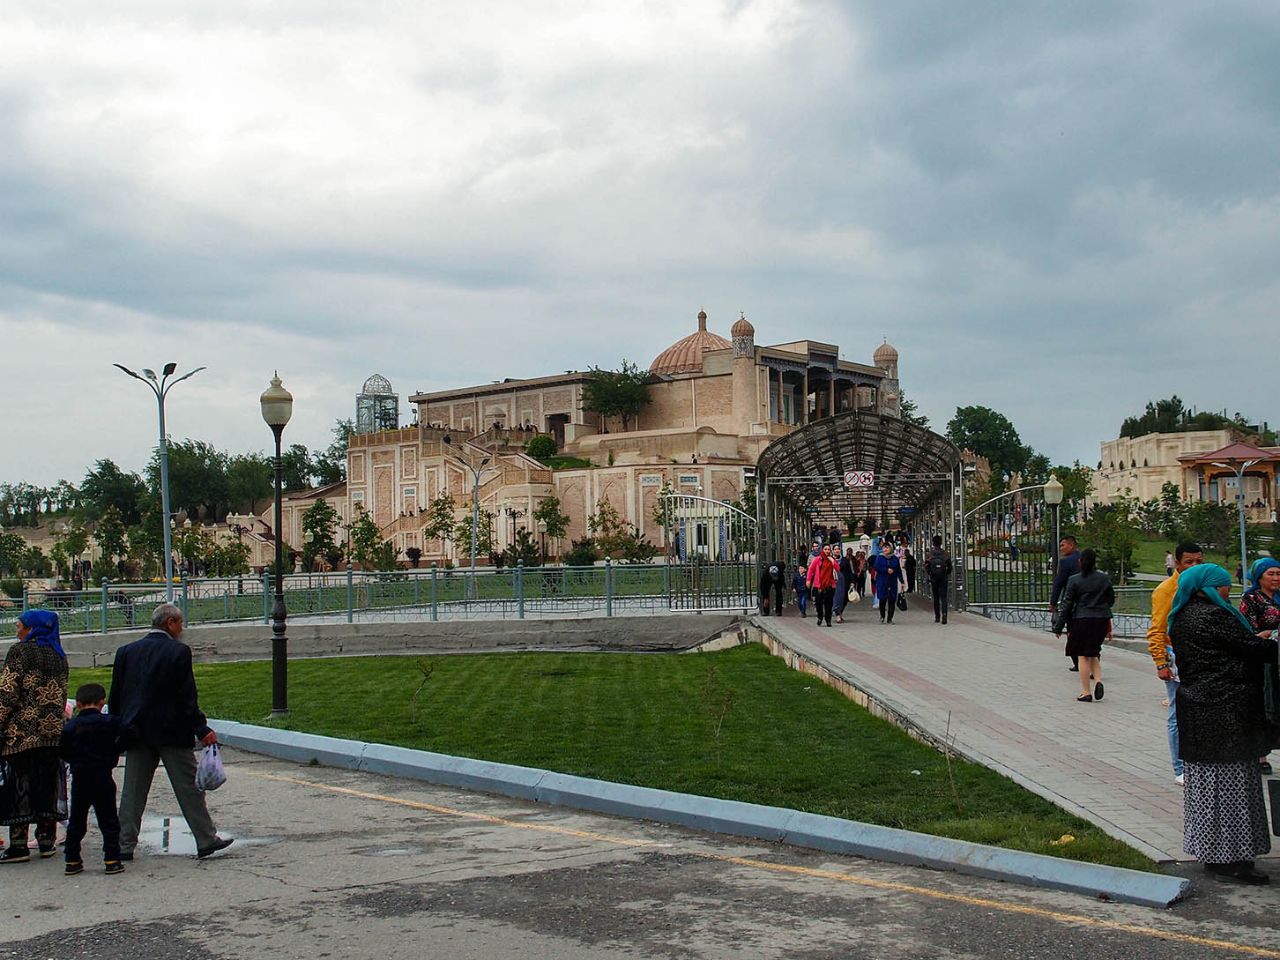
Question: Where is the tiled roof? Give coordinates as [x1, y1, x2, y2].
[650, 311, 731, 376]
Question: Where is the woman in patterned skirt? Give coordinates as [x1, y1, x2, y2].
[1169, 564, 1277, 885]
[0, 610, 69, 862]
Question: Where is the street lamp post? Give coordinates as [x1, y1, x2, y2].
[114, 361, 206, 601]
[260, 372, 293, 717]
[441, 435, 490, 597]
[1044, 473, 1065, 594]
[1212, 458, 1260, 586]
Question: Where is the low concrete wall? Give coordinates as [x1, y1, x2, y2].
[57, 614, 749, 668]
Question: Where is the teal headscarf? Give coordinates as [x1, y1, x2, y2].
[1247, 557, 1280, 592]
[1167, 563, 1253, 634]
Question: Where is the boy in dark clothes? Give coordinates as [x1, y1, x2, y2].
[59, 683, 125, 875]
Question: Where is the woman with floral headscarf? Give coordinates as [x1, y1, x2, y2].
[1169, 564, 1277, 885]
[1239, 557, 1280, 776]
[0, 610, 69, 863]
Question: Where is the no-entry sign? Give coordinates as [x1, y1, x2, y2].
[843, 470, 875, 488]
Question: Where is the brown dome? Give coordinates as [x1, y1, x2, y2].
[731, 313, 754, 338]
[873, 339, 899, 366]
[650, 311, 731, 376]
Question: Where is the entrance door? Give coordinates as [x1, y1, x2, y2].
[661, 493, 755, 610]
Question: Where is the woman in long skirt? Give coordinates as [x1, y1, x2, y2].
[0, 610, 69, 862]
[1168, 564, 1277, 885]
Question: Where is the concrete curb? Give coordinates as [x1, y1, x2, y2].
[213, 719, 1190, 909]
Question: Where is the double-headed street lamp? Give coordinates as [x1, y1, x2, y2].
[260, 372, 293, 717]
[114, 361, 206, 601]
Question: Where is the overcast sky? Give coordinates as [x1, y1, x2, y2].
[3, 1, 1276, 487]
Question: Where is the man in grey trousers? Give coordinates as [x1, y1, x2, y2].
[109, 603, 233, 860]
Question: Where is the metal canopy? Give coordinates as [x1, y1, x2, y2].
[757, 410, 962, 520]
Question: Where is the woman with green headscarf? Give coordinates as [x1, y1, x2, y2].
[1169, 563, 1278, 885]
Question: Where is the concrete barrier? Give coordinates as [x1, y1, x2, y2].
[214, 720, 1191, 909]
[60, 614, 749, 668]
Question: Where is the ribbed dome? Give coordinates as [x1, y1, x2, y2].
[873, 340, 899, 366]
[731, 313, 754, 338]
[650, 311, 731, 376]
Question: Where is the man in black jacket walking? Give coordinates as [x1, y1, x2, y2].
[110, 603, 233, 861]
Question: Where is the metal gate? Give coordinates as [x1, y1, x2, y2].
[661, 494, 756, 611]
[963, 483, 1057, 607]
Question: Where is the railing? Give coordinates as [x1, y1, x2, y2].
[0, 562, 755, 636]
[970, 586, 1246, 639]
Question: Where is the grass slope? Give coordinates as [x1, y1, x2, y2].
[73, 645, 1151, 870]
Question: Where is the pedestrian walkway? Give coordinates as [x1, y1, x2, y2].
[757, 596, 1276, 864]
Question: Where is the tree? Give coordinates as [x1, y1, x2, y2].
[1081, 496, 1140, 583]
[422, 493, 458, 548]
[20, 545, 50, 577]
[80, 459, 147, 524]
[371, 540, 401, 571]
[946, 406, 1031, 487]
[314, 419, 355, 486]
[564, 537, 599, 566]
[1158, 481, 1188, 540]
[300, 499, 340, 571]
[208, 539, 251, 577]
[0, 532, 26, 577]
[525, 434, 556, 462]
[580, 360, 652, 432]
[57, 521, 90, 570]
[453, 509, 495, 560]
[405, 546, 423, 568]
[173, 523, 215, 575]
[533, 495, 570, 557]
[280, 444, 316, 492]
[227, 454, 273, 515]
[898, 389, 930, 429]
[1020, 453, 1052, 487]
[502, 529, 542, 568]
[348, 505, 383, 569]
[147, 440, 230, 522]
[95, 506, 127, 565]
[1183, 500, 1239, 562]
[588, 498, 657, 562]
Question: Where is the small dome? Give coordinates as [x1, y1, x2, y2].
[873, 340, 899, 366]
[650, 312, 731, 376]
[361, 373, 394, 396]
[731, 313, 754, 338]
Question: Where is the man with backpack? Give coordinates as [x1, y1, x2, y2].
[925, 535, 953, 624]
[758, 560, 785, 616]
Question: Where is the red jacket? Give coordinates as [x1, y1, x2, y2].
[807, 554, 837, 590]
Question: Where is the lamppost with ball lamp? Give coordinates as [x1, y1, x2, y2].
[260, 372, 293, 717]
[1044, 473, 1064, 593]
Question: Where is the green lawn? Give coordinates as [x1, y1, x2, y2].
[73, 645, 1151, 870]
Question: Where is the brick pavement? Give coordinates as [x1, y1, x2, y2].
[756, 594, 1277, 864]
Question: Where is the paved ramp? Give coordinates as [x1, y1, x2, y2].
[755, 596, 1275, 864]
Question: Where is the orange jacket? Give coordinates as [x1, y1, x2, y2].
[1146, 572, 1179, 668]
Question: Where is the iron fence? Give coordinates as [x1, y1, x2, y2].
[0, 561, 754, 636]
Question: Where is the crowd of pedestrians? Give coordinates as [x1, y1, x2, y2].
[0, 604, 233, 873]
[757, 526, 952, 630]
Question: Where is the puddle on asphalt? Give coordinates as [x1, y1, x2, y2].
[352, 845, 425, 857]
[137, 813, 276, 856]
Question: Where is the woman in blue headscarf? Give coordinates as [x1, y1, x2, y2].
[1169, 563, 1277, 885]
[0, 610, 69, 863]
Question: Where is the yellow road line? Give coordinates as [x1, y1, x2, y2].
[242, 768, 1279, 959]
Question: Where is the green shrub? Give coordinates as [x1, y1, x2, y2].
[525, 435, 556, 461]
[564, 537, 598, 567]
[0, 578, 23, 599]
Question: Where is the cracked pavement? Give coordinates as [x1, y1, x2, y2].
[2, 748, 1278, 959]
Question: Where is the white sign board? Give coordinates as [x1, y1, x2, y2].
[843, 470, 876, 488]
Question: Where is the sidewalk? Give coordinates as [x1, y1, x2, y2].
[756, 596, 1276, 864]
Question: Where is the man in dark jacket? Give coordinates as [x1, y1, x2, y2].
[110, 603, 233, 861]
[1050, 536, 1082, 671]
[924, 536, 952, 624]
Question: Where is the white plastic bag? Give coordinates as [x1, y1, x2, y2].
[195, 744, 227, 792]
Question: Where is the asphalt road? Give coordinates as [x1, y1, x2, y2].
[2, 748, 1276, 960]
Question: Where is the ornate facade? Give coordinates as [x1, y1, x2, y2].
[343, 312, 905, 563]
